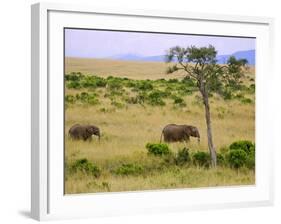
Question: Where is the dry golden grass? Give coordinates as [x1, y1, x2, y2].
[66, 57, 192, 80]
[64, 58, 255, 194]
[65, 167, 255, 194]
[65, 57, 255, 81]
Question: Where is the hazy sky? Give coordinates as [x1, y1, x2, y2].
[65, 28, 255, 58]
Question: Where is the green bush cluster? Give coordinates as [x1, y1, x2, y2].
[146, 90, 168, 106]
[228, 140, 255, 169]
[173, 96, 186, 107]
[69, 159, 101, 177]
[114, 163, 144, 176]
[226, 150, 248, 169]
[132, 80, 154, 91]
[146, 143, 171, 156]
[174, 147, 190, 166]
[65, 72, 83, 81]
[64, 73, 199, 107]
[81, 76, 107, 88]
[192, 151, 211, 167]
[65, 72, 253, 109]
[229, 140, 255, 154]
[65, 92, 100, 105]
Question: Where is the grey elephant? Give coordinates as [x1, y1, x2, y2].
[68, 124, 100, 141]
[160, 124, 200, 143]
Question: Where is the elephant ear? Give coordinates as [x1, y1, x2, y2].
[184, 126, 191, 135]
[85, 126, 93, 135]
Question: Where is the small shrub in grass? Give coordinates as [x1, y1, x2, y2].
[147, 96, 165, 106]
[146, 143, 171, 156]
[94, 76, 107, 87]
[65, 95, 76, 104]
[234, 93, 244, 99]
[192, 151, 211, 167]
[248, 83, 255, 94]
[216, 153, 226, 166]
[229, 140, 255, 155]
[245, 150, 255, 169]
[240, 98, 253, 104]
[111, 100, 124, 108]
[173, 97, 186, 107]
[70, 159, 101, 177]
[174, 147, 190, 166]
[66, 80, 81, 89]
[76, 92, 99, 105]
[134, 80, 153, 91]
[168, 78, 179, 83]
[226, 149, 247, 169]
[115, 163, 144, 176]
[178, 85, 193, 96]
[65, 72, 83, 81]
[221, 89, 232, 100]
[107, 78, 123, 90]
[182, 76, 196, 87]
[125, 96, 144, 105]
[146, 90, 167, 106]
[219, 146, 229, 155]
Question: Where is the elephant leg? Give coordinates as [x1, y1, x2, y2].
[88, 136, 93, 142]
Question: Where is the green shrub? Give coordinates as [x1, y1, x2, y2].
[70, 159, 101, 177]
[177, 85, 193, 96]
[125, 95, 145, 105]
[115, 163, 144, 176]
[146, 90, 167, 106]
[65, 72, 83, 81]
[134, 80, 153, 91]
[76, 92, 99, 105]
[146, 143, 171, 156]
[94, 76, 107, 87]
[173, 97, 187, 107]
[174, 147, 190, 166]
[216, 153, 226, 166]
[66, 80, 81, 89]
[234, 93, 244, 99]
[111, 100, 124, 108]
[192, 151, 211, 167]
[248, 83, 255, 94]
[219, 146, 229, 155]
[80, 76, 107, 88]
[229, 140, 255, 155]
[240, 98, 252, 104]
[107, 78, 123, 90]
[245, 150, 255, 169]
[227, 149, 247, 169]
[221, 89, 232, 100]
[182, 77, 196, 87]
[168, 78, 179, 83]
[65, 95, 76, 104]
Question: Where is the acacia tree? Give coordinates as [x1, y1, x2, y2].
[165, 45, 247, 167]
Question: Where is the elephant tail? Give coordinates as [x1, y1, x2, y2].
[159, 131, 163, 143]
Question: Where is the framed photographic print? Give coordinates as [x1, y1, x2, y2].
[31, 2, 274, 221]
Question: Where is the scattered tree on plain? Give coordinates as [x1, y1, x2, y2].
[165, 45, 248, 167]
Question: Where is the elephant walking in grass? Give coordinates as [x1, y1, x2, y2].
[160, 124, 200, 144]
[68, 124, 100, 141]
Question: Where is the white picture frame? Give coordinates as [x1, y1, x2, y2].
[31, 2, 274, 221]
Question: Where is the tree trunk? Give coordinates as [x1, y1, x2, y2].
[201, 90, 217, 167]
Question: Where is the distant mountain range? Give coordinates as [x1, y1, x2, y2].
[108, 50, 255, 65]
[216, 50, 255, 65]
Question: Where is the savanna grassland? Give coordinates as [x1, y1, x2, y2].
[65, 57, 255, 194]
